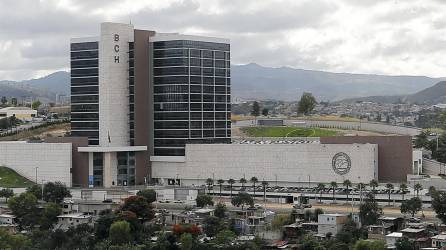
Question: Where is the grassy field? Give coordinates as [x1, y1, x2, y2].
[0, 166, 35, 188]
[241, 126, 338, 137]
[0, 122, 69, 141]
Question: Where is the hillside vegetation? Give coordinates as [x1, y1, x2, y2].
[0, 166, 35, 188]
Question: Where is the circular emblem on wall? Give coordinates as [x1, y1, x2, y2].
[332, 152, 351, 175]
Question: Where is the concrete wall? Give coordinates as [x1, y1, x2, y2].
[0, 142, 72, 186]
[321, 136, 412, 182]
[99, 22, 134, 147]
[152, 143, 378, 185]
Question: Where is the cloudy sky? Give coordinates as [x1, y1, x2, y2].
[1, 0, 446, 80]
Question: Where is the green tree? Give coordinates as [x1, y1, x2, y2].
[414, 131, 430, 149]
[239, 177, 247, 190]
[330, 181, 337, 203]
[400, 197, 422, 217]
[317, 183, 325, 203]
[431, 190, 446, 224]
[312, 208, 324, 222]
[385, 183, 394, 206]
[414, 183, 423, 198]
[343, 179, 352, 203]
[399, 183, 408, 201]
[231, 192, 254, 210]
[120, 195, 154, 221]
[0, 188, 14, 202]
[32, 100, 41, 110]
[359, 193, 382, 226]
[196, 193, 214, 208]
[251, 101, 260, 117]
[94, 212, 118, 240]
[109, 220, 132, 245]
[214, 202, 227, 219]
[428, 186, 437, 196]
[297, 92, 317, 115]
[180, 233, 193, 250]
[206, 178, 214, 194]
[395, 237, 414, 250]
[136, 189, 156, 203]
[214, 229, 236, 245]
[227, 178, 235, 197]
[8, 192, 40, 229]
[353, 239, 385, 250]
[250, 177, 258, 198]
[369, 179, 379, 193]
[40, 202, 62, 229]
[217, 179, 224, 197]
[43, 181, 71, 203]
[261, 108, 269, 116]
[271, 214, 293, 230]
[261, 180, 269, 201]
[26, 185, 42, 200]
[202, 216, 224, 237]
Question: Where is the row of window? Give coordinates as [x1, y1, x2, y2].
[154, 129, 230, 139]
[154, 112, 230, 120]
[71, 42, 98, 51]
[154, 58, 229, 68]
[71, 50, 98, 60]
[154, 85, 229, 94]
[155, 103, 230, 112]
[71, 104, 99, 112]
[154, 67, 228, 77]
[153, 40, 230, 51]
[71, 59, 98, 68]
[154, 94, 229, 103]
[71, 86, 99, 95]
[154, 121, 230, 129]
[154, 135, 231, 147]
[153, 48, 229, 60]
[71, 122, 99, 130]
[71, 113, 99, 121]
[154, 76, 229, 85]
[71, 95, 99, 104]
[71, 68, 98, 77]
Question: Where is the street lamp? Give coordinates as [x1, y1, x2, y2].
[35, 167, 38, 184]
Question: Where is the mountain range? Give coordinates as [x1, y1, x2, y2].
[0, 63, 445, 103]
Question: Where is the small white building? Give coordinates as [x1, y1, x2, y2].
[413, 150, 423, 175]
[56, 213, 93, 230]
[317, 214, 349, 236]
[0, 214, 16, 225]
[431, 233, 446, 249]
[0, 107, 37, 120]
[386, 232, 403, 249]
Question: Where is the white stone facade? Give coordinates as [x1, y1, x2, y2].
[151, 143, 378, 186]
[0, 142, 72, 186]
[99, 22, 134, 147]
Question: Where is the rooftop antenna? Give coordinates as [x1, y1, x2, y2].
[129, 18, 132, 25]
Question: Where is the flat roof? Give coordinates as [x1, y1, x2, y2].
[57, 213, 91, 219]
[78, 146, 147, 152]
[401, 228, 425, 233]
[386, 232, 403, 237]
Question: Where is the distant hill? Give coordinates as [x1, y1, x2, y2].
[0, 72, 69, 102]
[340, 81, 446, 105]
[1, 64, 445, 102]
[232, 63, 445, 101]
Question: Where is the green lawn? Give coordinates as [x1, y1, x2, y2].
[241, 126, 338, 137]
[0, 166, 35, 188]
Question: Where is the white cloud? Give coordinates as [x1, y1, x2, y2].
[0, 0, 446, 80]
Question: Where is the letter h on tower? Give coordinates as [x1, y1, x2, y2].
[114, 34, 120, 63]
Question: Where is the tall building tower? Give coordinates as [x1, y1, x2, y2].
[70, 23, 231, 187]
[152, 35, 231, 156]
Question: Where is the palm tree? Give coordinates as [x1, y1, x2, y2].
[217, 179, 224, 197]
[317, 183, 326, 203]
[357, 183, 366, 203]
[239, 178, 247, 190]
[369, 179, 379, 193]
[343, 179, 352, 203]
[206, 178, 214, 195]
[250, 177, 258, 198]
[386, 183, 394, 206]
[399, 183, 408, 201]
[414, 183, 423, 198]
[228, 179, 235, 197]
[330, 181, 338, 203]
[261, 181, 269, 202]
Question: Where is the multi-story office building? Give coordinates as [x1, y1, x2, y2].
[152, 35, 231, 156]
[69, 22, 231, 187]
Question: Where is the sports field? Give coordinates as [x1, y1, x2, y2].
[241, 126, 338, 137]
